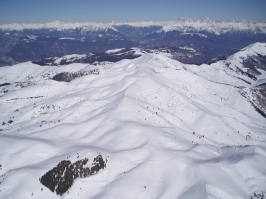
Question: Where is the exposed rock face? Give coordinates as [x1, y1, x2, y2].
[240, 85, 266, 119]
[242, 54, 266, 76]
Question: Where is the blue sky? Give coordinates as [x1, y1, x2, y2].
[0, 0, 265, 24]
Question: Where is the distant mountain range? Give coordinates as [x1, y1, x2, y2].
[1, 19, 266, 66]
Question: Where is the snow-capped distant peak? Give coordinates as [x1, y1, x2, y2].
[0, 19, 265, 35]
[0, 20, 118, 31]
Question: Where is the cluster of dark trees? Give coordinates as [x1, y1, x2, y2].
[40, 154, 107, 196]
[32, 50, 141, 66]
[52, 69, 99, 82]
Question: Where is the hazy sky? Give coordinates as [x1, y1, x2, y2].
[0, 0, 265, 24]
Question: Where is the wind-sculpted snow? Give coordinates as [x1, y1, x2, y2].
[0, 43, 266, 198]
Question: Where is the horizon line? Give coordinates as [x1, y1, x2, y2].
[1, 18, 266, 26]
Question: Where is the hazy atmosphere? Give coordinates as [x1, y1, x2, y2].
[0, 0, 266, 24]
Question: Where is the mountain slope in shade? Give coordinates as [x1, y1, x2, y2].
[0, 43, 266, 199]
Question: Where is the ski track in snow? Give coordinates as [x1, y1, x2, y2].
[0, 43, 266, 199]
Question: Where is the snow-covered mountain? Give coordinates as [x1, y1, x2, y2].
[1, 19, 266, 66]
[0, 43, 266, 199]
[1, 19, 266, 34]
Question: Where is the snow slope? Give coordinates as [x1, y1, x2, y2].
[0, 44, 266, 199]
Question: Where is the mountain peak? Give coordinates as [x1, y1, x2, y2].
[1, 19, 266, 34]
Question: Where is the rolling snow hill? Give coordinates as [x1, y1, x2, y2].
[0, 43, 266, 199]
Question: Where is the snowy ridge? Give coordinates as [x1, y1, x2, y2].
[188, 42, 266, 85]
[221, 42, 266, 80]
[53, 54, 88, 65]
[227, 42, 266, 66]
[0, 43, 266, 198]
[106, 48, 125, 54]
[1, 19, 266, 34]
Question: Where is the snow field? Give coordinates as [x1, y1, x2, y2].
[0, 44, 266, 198]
